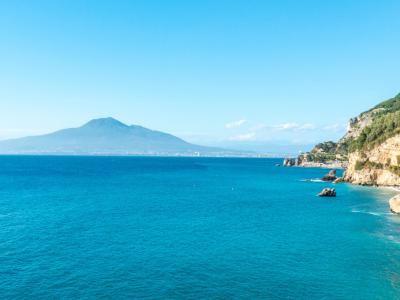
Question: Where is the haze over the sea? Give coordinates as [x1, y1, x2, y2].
[1, 1, 400, 153]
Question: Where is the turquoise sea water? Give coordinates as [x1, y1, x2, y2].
[1, 156, 400, 299]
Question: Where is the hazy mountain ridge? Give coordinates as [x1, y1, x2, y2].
[0, 118, 227, 155]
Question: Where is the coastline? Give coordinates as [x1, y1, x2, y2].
[295, 161, 346, 169]
[379, 186, 400, 192]
[284, 158, 400, 213]
[282, 157, 347, 169]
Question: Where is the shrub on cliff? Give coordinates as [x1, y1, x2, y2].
[349, 110, 400, 151]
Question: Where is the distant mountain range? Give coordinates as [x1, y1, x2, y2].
[0, 117, 235, 156]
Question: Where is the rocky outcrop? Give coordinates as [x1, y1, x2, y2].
[296, 141, 348, 169]
[297, 161, 347, 169]
[321, 170, 337, 181]
[333, 177, 344, 184]
[389, 194, 400, 214]
[339, 110, 377, 142]
[284, 156, 347, 169]
[283, 158, 300, 167]
[283, 158, 294, 166]
[318, 188, 336, 197]
[300, 92, 400, 210]
[299, 93, 400, 187]
[344, 134, 400, 186]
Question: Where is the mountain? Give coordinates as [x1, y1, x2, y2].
[0, 117, 227, 156]
[300, 93, 400, 186]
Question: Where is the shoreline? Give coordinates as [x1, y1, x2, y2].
[378, 185, 400, 192]
[282, 157, 348, 169]
[295, 162, 346, 169]
[288, 160, 400, 212]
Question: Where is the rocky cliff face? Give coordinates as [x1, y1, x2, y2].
[344, 134, 400, 186]
[339, 109, 377, 142]
[304, 92, 400, 186]
[342, 93, 400, 186]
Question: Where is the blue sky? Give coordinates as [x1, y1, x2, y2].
[1, 0, 399, 151]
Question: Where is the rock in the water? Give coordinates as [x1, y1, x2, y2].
[283, 158, 301, 167]
[318, 188, 336, 197]
[333, 177, 344, 184]
[389, 194, 400, 214]
[283, 158, 294, 166]
[321, 169, 337, 181]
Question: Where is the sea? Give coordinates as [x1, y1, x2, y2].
[1, 156, 400, 299]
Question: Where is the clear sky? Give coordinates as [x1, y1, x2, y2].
[1, 0, 399, 151]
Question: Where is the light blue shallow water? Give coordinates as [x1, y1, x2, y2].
[1, 156, 400, 299]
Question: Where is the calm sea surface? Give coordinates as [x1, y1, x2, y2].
[1, 156, 400, 299]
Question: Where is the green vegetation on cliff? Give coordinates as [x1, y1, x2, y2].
[313, 141, 337, 153]
[300, 141, 338, 163]
[348, 93, 400, 151]
[300, 92, 400, 167]
[370, 93, 400, 113]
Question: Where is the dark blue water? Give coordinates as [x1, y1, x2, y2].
[1, 156, 400, 299]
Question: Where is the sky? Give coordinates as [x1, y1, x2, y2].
[1, 0, 400, 152]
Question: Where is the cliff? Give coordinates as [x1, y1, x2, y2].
[297, 141, 347, 166]
[344, 135, 400, 185]
[302, 92, 400, 186]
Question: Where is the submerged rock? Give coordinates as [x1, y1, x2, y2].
[318, 188, 336, 197]
[389, 195, 400, 214]
[321, 169, 337, 181]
